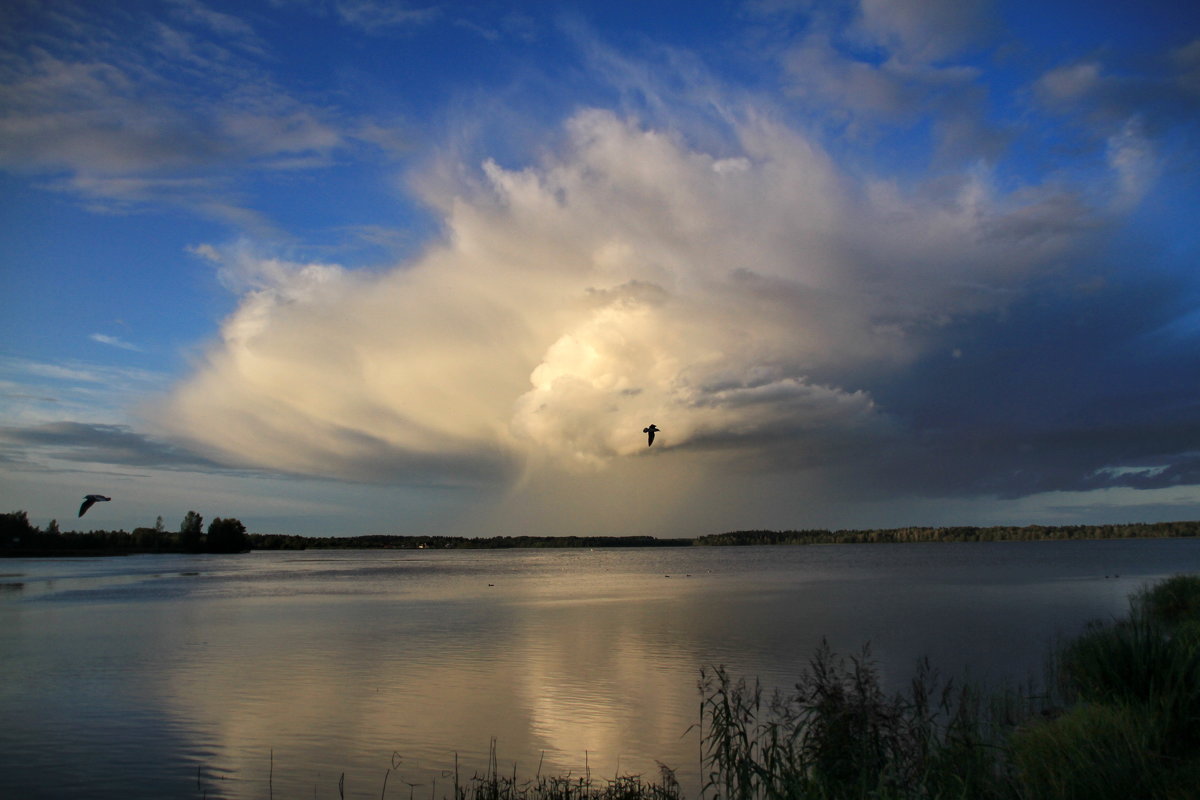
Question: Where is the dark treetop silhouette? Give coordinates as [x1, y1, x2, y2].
[78, 494, 111, 517]
[643, 424, 659, 446]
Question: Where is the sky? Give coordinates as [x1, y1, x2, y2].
[2, 0, 1199, 538]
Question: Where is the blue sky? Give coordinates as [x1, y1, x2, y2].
[2, 0, 1199, 537]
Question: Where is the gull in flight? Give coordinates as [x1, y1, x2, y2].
[79, 494, 111, 517]
[643, 424, 660, 447]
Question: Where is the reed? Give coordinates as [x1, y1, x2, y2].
[696, 645, 1021, 800]
[444, 748, 682, 800]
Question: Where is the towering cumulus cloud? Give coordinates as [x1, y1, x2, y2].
[158, 107, 1085, 523]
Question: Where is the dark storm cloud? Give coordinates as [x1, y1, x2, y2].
[858, 264, 1200, 500]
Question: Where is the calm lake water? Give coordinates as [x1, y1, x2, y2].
[1, 539, 1198, 799]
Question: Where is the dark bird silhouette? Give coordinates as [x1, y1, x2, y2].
[643, 424, 660, 446]
[78, 494, 111, 517]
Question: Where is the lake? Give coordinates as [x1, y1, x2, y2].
[1, 539, 1197, 799]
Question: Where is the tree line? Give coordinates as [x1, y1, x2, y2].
[3, 511, 1197, 556]
[692, 520, 1200, 546]
[248, 521, 1197, 551]
[247, 533, 694, 550]
[0, 510, 248, 555]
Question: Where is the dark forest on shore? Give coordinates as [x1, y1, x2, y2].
[2, 510, 1197, 556]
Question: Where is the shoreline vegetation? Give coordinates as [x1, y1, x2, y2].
[686, 580, 1200, 799]
[200, 575, 1198, 800]
[1, 509, 1197, 556]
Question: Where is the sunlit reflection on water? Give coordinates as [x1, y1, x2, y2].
[0, 541, 1195, 799]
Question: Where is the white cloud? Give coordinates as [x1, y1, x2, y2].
[156, 107, 1090, 493]
[189, 239, 345, 296]
[90, 333, 142, 352]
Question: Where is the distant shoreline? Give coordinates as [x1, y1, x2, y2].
[251, 521, 1200, 551]
[692, 520, 1200, 546]
[3, 519, 1197, 557]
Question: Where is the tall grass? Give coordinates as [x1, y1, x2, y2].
[451, 772, 682, 800]
[443, 739, 683, 800]
[696, 644, 1023, 800]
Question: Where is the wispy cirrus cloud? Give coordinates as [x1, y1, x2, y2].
[333, 0, 441, 32]
[0, 0, 368, 224]
[0, 356, 168, 427]
[90, 333, 142, 352]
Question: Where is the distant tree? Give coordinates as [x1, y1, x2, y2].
[180, 511, 203, 535]
[46, 518, 60, 536]
[1, 511, 37, 545]
[155, 516, 165, 534]
[180, 510, 204, 552]
[206, 517, 247, 553]
[130, 527, 153, 547]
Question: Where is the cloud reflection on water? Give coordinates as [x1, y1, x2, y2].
[3, 544, 1190, 800]
[149, 559, 713, 797]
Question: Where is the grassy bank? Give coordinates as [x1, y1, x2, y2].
[424, 575, 1199, 800]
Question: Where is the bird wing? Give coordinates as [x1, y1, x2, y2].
[79, 497, 95, 517]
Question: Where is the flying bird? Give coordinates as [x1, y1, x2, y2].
[78, 494, 111, 518]
[643, 424, 660, 447]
